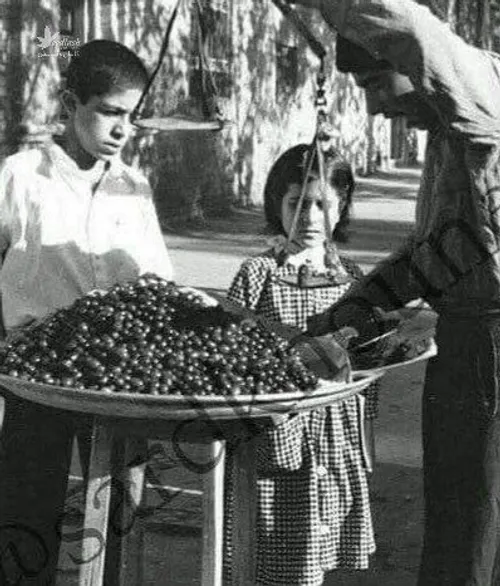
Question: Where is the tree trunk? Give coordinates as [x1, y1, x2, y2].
[447, 0, 457, 30]
[476, 0, 491, 49]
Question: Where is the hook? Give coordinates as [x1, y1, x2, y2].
[314, 57, 327, 111]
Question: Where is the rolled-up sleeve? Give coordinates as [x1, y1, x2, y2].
[320, 0, 500, 144]
[343, 235, 426, 310]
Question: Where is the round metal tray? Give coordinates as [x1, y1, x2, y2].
[0, 372, 381, 421]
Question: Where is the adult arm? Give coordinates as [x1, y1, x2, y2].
[308, 237, 422, 335]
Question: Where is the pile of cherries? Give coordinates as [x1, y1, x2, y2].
[0, 274, 318, 396]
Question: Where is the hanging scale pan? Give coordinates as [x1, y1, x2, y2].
[132, 0, 230, 132]
[134, 116, 224, 132]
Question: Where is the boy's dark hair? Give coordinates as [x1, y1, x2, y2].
[65, 40, 149, 104]
[264, 144, 355, 243]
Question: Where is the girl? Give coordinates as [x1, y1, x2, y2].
[224, 144, 378, 586]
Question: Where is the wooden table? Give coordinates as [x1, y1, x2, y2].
[0, 372, 379, 586]
[78, 415, 262, 586]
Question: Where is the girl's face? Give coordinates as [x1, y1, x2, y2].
[281, 173, 346, 248]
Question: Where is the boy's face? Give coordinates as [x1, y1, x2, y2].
[71, 88, 142, 161]
[281, 174, 346, 248]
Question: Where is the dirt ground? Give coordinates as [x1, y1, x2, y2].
[57, 166, 429, 585]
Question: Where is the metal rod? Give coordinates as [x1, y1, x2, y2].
[132, 0, 183, 121]
[316, 138, 333, 240]
[286, 143, 317, 249]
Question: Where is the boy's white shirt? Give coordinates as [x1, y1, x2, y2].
[0, 141, 174, 332]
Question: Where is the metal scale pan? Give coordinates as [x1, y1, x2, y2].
[131, 0, 227, 133]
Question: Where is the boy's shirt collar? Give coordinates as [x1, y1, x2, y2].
[46, 139, 150, 200]
[47, 140, 126, 190]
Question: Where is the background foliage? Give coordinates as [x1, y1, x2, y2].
[429, 0, 500, 49]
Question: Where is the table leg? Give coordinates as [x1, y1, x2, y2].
[104, 436, 148, 586]
[228, 438, 257, 586]
[201, 439, 226, 586]
[79, 420, 114, 586]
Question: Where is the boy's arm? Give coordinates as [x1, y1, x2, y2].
[313, 0, 500, 144]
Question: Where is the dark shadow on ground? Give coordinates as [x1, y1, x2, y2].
[355, 167, 420, 201]
[365, 167, 422, 183]
[347, 218, 413, 252]
[356, 183, 419, 201]
[164, 206, 267, 237]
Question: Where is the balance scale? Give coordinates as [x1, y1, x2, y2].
[132, 0, 349, 289]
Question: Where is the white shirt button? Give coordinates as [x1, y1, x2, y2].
[316, 465, 328, 477]
[319, 525, 330, 536]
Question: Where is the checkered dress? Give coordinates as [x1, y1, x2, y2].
[223, 250, 376, 586]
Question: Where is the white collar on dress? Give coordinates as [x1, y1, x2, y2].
[267, 235, 329, 271]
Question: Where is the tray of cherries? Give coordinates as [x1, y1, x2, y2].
[0, 275, 379, 420]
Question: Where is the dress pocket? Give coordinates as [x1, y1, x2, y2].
[255, 413, 305, 473]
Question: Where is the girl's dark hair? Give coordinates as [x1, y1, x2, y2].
[264, 144, 355, 243]
[65, 40, 149, 104]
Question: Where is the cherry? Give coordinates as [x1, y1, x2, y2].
[0, 276, 320, 397]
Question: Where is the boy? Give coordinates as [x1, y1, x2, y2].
[0, 40, 173, 584]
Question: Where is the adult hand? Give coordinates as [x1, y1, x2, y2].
[307, 298, 398, 344]
[290, 332, 352, 381]
[306, 307, 333, 337]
